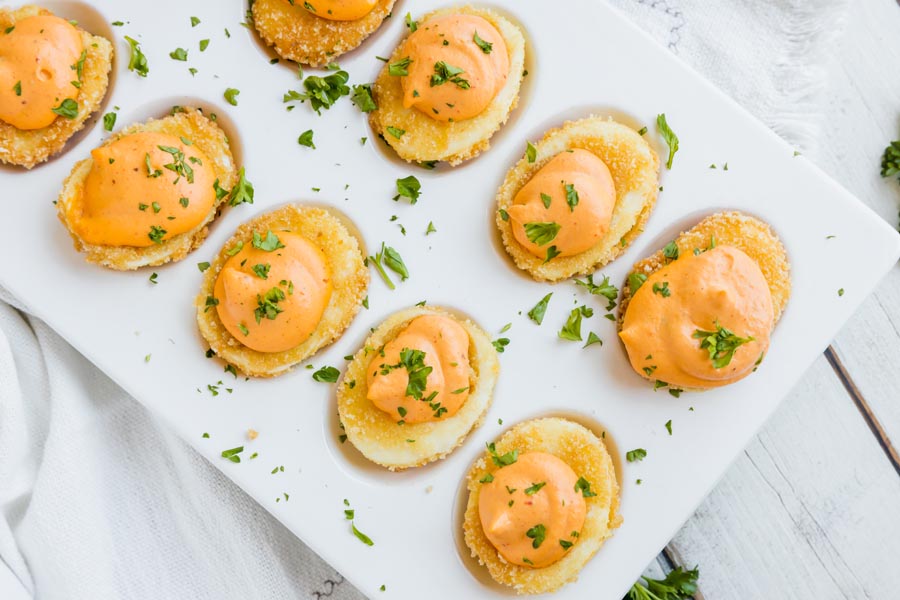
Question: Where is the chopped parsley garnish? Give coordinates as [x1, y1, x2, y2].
[528, 293, 552, 325]
[480, 473, 494, 483]
[524, 482, 546, 496]
[405, 12, 418, 31]
[103, 111, 116, 131]
[389, 57, 412, 77]
[251, 263, 270, 279]
[224, 88, 240, 106]
[298, 129, 315, 148]
[626, 448, 647, 462]
[525, 524, 546, 549]
[693, 321, 754, 369]
[663, 241, 679, 261]
[426, 221, 437, 235]
[169, 47, 188, 61]
[882, 138, 900, 181]
[312, 366, 340, 383]
[492, 338, 509, 353]
[197, 262, 211, 272]
[383, 245, 409, 280]
[652, 281, 671, 297]
[51, 98, 78, 119]
[574, 477, 597, 498]
[13, 81, 21, 96]
[487, 442, 518, 467]
[657, 113, 680, 169]
[386, 126, 406, 139]
[523, 222, 560, 246]
[351, 84, 377, 112]
[286, 70, 350, 114]
[498, 208, 509, 221]
[431, 61, 469, 89]
[473, 31, 493, 53]
[526, 141, 537, 163]
[628, 272, 648, 293]
[227, 167, 255, 206]
[125, 36, 149, 77]
[583, 332, 603, 348]
[199, 39, 210, 52]
[564, 182, 579, 211]
[394, 175, 421, 203]
[351, 522, 374, 546]
[574, 273, 619, 311]
[157, 144, 195, 183]
[559, 306, 591, 342]
[221, 446, 244, 463]
[665, 420, 673, 435]
[191, 16, 200, 26]
[254, 287, 285, 323]
[148, 225, 167, 244]
[252, 230, 285, 252]
[559, 539, 574, 550]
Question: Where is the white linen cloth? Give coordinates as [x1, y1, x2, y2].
[0, 1, 848, 598]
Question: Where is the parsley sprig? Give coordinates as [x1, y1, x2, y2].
[626, 566, 699, 600]
[693, 321, 754, 369]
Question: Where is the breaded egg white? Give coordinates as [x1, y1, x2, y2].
[337, 305, 499, 470]
[617, 211, 791, 330]
[57, 107, 237, 270]
[496, 117, 659, 282]
[463, 417, 621, 595]
[197, 203, 368, 378]
[252, 0, 395, 67]
[369, 6, 526, 166]
[0, 5, 113, 169]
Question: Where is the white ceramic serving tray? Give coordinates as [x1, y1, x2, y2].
[2, 0, 899, 597]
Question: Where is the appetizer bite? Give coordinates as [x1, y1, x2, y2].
[337, 305, 499, 469]
[252, 0, 396, 67]
[496, 117, 659, 282]
[58, 108, 237, 269]
[464, 417, 620, 595]
[618, 211, 791, 392]
[369, 6, 526, 166]
[0, 5, 113, 168]
[197, 203, 368, 378]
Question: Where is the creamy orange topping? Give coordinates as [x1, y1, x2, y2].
[508, 149, 617, 259]
[479, 452, 586, 568]
[620, 245, 774, 389]
[301, 0, 376, 21]
[0, 15, 84, 130]
[70, 132, 216, 247]
[367, 315, 470, 424]
[399, 14, 509, 122]
[214, 232, 332, 353]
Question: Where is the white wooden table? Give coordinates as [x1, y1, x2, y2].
[642, 1, 900, 596]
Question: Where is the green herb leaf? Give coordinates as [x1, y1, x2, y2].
[169, 47, 188, 61]
[473, 31, 493, 53]
[527, 293, 552, 325]
[487, 442, 518, 467]
[389, 56, 412, 77]
[524, 482, 546, 496]
[51, 98, 78, 119]
[224, 88, 240, 106]
[492, 338, 509, 353]
[525, 141, 537, 163]
[190, 16, 200, 26]
[199, 39, 210, 51]
[312, 366, 340, 383]
[558, 308, 584, 341]
[351, 522, 374, 546]
[298, 129, 315, 148]
[228, 167, 254, 206]
[125, 36, 149, 77]
[525, 524, 546, 549]
[221, 446, 244, 463]
[386, 125, 406, 139]
[351, 83, 377, 112]
[382, 245, 409, 280]
[574, 477, 597, 498]
[693, 321, 755, 369]
[431, 61, 469, 89]
[628, 272, 648, 293]
[523, 222, 560, 246]
[583, 332, 602, 348]
[252, 230, 285, 252]
[626, 448, 647, 462]
[405, 12, 418, 31]
[626, 566, 700, 600]
[394, 175, 421, 203]
[103, 111, 116, 131]
[657, 113, 680, 170]
[574, 273, 619, 311]
[564, 183, 579, 212]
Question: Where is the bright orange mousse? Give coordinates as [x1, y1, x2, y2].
[367, 315, 470, 424]
[400, 14, 509, 122]
[619, 245, 774, 389]
[66, 132, 217, 247]
[508, 149, 617, 259]
[0, 15, 84, 130]
[479, 452, 586, 568]
[301, 0, 376, 21]
[214, 231, 332, 354]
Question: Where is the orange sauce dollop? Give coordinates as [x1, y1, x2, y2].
[508, 149, 617, 259]
[479, 452, 586, 568]
[68, 132, 216, 247]
[214, 232, 332, 354]
[619, 245, 774, 389]
[301, 0, 376, 21]
[400, 14, 509, 122]
[367, 315, 470, 424]
[0, 15, 84, 130]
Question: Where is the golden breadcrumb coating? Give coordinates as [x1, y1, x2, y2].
[463, 417, 621, 595]
[57, 108, 237, 270]
[0, 5, 113, 169]
[196, 203, 368, 378]
[496, 116, 659, 282]
[369, 6, 526, 166]
[337, 305, 499, 470]
[252, 0, 395, 67]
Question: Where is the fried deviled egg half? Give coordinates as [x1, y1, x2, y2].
[369, 6, 526, 166]
[464, 418, 621, 595]
[0, 5, 113, 168]
[618, 211, 791, 393]
[497, 117, 660, 282]
[252, 0, 396, 67]
[197, 203, 368, 378]
[57, 108, 239, 270]
[337, 305, 500, 470]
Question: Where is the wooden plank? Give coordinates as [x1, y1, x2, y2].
[666, 356, 900, 598]
[816, 0, 900, 452]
